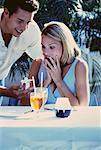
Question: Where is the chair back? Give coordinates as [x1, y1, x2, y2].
[89, 94, 98, 106]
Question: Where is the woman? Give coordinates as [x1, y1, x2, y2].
[29, 21, 90, 106]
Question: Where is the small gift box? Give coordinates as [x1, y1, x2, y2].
[55, 97, 71, 118]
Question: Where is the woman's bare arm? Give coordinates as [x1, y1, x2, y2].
[55, 60, 89, 106]
[28, 59, 42, 81]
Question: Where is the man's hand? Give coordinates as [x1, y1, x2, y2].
[7, 85, 20, 99]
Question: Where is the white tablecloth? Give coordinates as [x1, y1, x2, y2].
[0, 106, 101, 150]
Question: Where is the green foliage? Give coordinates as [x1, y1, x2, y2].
[0, 0, 5, 7]
[35, 0, 100, 51]
[81, 0, 100, 12]
[0, 0, 100, 78]
[35, 0, 83, 29]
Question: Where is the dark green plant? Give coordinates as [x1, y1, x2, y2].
[0, 0, 100, 79]
[0, 0, 5, 7]
[79, 0, 101, 51]
[35, 0, 82, 29]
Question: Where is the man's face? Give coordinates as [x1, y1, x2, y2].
[4, 8, 32, 37]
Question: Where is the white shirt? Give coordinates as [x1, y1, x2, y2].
[0, 9, 42, 80]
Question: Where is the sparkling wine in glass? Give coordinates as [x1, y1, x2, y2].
[30, 87, 48, 113]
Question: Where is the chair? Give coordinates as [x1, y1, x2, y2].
[89, 93, 98, 106]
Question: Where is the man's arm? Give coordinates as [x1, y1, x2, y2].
[0, 86, 20, 99]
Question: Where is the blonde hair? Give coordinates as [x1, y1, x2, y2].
[42, 21, 81, 66]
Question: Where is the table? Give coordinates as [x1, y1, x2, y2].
[0, 106, 101, 150]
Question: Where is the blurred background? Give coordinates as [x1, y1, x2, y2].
[0, 0, 101, 105]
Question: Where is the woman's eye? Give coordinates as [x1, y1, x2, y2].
[50, 46, 55, 49]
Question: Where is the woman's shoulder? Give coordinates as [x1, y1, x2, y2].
[28, 59, 42, 79]
[32, 59, 42, 66]
[75, 57, 88, 72]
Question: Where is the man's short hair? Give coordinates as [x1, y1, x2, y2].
[4, 0, 39, 16]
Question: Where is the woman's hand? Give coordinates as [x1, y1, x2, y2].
[44, 59, 52, 87]
[45, 56, 62, 85]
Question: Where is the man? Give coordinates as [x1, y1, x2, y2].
[0, 0, 42, 105]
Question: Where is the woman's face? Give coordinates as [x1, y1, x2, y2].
[42, 35, 63, 61]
